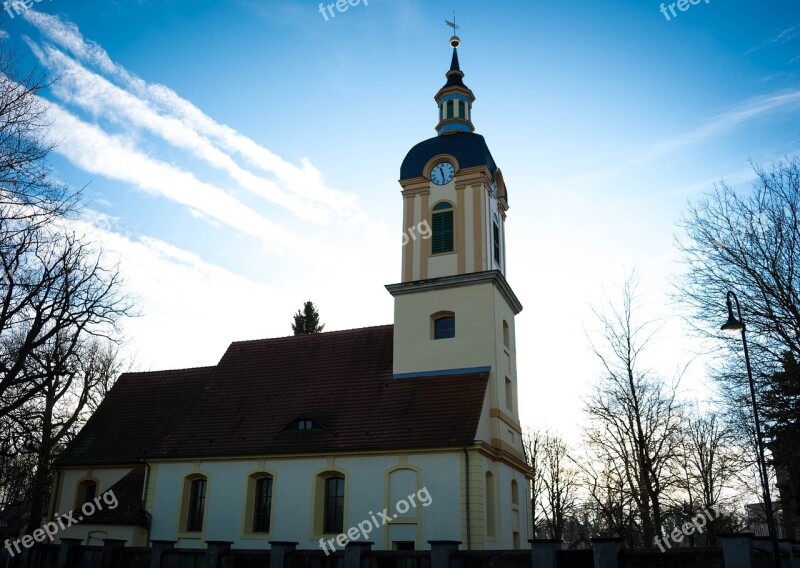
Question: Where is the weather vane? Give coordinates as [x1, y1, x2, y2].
[445, 10, 461, 48]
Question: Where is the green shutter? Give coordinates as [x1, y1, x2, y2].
[432, 211, 454, 254]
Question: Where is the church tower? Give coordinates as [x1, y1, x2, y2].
[386, 33, 526, 485]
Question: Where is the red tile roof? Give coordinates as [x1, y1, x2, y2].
[57, 367, 212, 466]
[60, 325, 488, 464]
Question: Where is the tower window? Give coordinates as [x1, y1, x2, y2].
[433, 316, 455, 340]
[505, 377, 513, 409]
[503, 320, 510, 349]
[492, 213, 501, 266]
[432, 202, 454, 254]
[458, 100, 465, 118]
[446, 100, 454, 118]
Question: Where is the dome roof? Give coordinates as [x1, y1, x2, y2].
[400, 131, 497, 180]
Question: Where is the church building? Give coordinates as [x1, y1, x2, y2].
[48, 34, 531, 553]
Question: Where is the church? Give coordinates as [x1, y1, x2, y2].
[47, 33, 531, 553]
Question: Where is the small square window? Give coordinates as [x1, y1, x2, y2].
[434, 316, 455, 340]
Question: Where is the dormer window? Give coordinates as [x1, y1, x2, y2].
[286, 418, 318, 431]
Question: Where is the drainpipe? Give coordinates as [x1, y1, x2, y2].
[141, 461, 152, 545]
[462, 444, 471, 550]
[49, 469, 61, 522]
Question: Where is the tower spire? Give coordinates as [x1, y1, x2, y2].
[436, 15, 475, 135]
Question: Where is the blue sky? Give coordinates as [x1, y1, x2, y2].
[1, 0, 799, 440]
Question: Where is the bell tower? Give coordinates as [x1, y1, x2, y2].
[386, 32, 524, 461]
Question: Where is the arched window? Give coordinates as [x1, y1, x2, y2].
[431, 311, 456, 340]
[502, 320, 510, 349]
[432, 202, 454, 254]
[511, 479, 519, 506]
[458, 100, 466, 118]
[505, 377, 513, 410]
[492, 213, 501, 265]
[446, 100, 454, 118]
[253, 476, 273, 533]
[182, 475, 207, 533]
[75, 479, 98, 508]
[486, 471, 496, 538]
[323, 476, 345, 534]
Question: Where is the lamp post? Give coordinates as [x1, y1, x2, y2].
[721, 291, 782, 568]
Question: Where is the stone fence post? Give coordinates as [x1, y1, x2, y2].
[720, 533, 754, 568]
[205, 541, 232, 568]
[101, 539, 126, 568]
[269, 541, 298, 568]
[56, 537, 82, 568]
[429, 540, 461, 568]
[591, 537, 624, 568]
[149, 540, 175, 568]
[530, 539, 564, 568]
[344, 541, 373, 568]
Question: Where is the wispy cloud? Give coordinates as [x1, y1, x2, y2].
[572, 88, 800, 184]
[25, 40, 331, 224]
[746, 24, 800, 55]
[22, 10, 372, 230]
[41, 99, 307, 253]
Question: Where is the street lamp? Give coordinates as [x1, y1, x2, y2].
[721, 291, 782, 568]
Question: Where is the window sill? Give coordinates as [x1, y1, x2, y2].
[430, 251, 456, 258]
[240, 532, 273, 540]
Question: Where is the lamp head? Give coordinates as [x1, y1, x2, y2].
[721, 296, 745, 337]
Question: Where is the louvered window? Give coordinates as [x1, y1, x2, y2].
[432, 202, 454, 254]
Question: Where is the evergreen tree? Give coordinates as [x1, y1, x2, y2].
[291, 301, 325, 335]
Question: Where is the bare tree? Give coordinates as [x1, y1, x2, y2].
[583, 274, 685, 547]
[676, 158, 800, 418]
[538, 432, 580, 541]
[674, 410, 744, 544]
[576, 456, 639, 544]
[23, 336, 122, 530]
[0, 44, 70, 213]
[0, 42, 131, 534]
[522, 427, 545, 537]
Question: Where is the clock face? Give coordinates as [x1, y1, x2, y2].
[430, 162, 455, 185]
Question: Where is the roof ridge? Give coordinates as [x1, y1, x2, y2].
[117, 366, 214, 380]
[228, 323, 393, 346]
